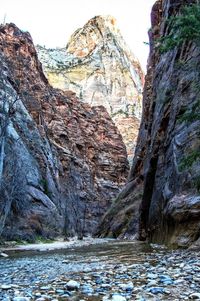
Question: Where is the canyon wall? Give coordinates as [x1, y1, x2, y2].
[97, 0, 200, 247]
[0, 23, 129, 241]
[37, 16, 144, 160]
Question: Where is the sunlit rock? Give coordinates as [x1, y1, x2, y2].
[37, 15, 144, 161]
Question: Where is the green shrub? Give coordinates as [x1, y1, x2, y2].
[179, 150, 200, 193]
[40, 178, 52, 198]
[179, 149, 200, 172]
[177, 99, 200, 123]
[158, 4, 200, 53]
[193, 175, 200, 192]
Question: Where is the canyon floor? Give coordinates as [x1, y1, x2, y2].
[0, 239, 200, 301]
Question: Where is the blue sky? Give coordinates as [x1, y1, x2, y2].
[1, 0, 155, 70]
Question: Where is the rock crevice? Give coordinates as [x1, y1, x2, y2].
[97, 0, 200, 248]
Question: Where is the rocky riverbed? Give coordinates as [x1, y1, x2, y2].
[0, 240, 200, 301]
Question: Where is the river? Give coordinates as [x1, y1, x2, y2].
[0, 239, 200, 300]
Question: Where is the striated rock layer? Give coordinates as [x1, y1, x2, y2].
[37, 16, 144, 160]
[0, 23, 129, 241]
[97, 0, 200, 247]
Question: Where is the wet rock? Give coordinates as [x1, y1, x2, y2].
[174, 278, 185, 285]
[13, 297, 30, 301]
[118, 282, 133, 291]
[111, 294, 126, 301]
[159, 275, 173, 285]
[40, 286, 50, 291]
[147, 273, 158, 279]
[146, 280, 158, 287]
[55, 289, 64, 294]
[0, 253, 9, 258]
[81, 284, 94, 294]
[66, 280, 80, 290]
[147, 287, 165, 294]
[1, 285, 12, 290]
[189, 293, 200, 299]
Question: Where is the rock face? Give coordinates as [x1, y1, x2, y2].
[0, 23, 129, 241]
[37, 16, 144, 160]
[97, 0, 200, 247]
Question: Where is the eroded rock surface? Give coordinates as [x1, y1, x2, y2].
[97, 0, 200, 247]
[0, 23, 129, 241]
[37, 16, 144, 160]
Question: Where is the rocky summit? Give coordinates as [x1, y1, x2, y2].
[97, 0, 200, 248]
[0, 23, 129, 241]
[37, 15, 144, 161]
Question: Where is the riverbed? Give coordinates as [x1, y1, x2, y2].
[0, 239, 200, 300]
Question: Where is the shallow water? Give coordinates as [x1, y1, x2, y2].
[0, 239, 199, 300]
[0, 240, 152, 284]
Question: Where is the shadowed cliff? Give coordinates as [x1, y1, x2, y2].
[0, 23, 129, 241]
[97, 0, 200, 248]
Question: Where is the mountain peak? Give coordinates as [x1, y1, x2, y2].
[66, 15, 122, 57]
[88, 15, 118, 30]
[37, 15, 143, 162]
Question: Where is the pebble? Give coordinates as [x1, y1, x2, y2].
[147, 273, 158, 279]
[174, 279, 185, 284]
[101, 284, 111, 288]
[40, 286, 50, 291]
[111, 294, 126, 301]
[66, 280, 80, 290]
[0, 252, 9, 258]
[1, 285, 12, 290]
[81, 284, 94, 294]
[146, 280, 157, 287]
[189, 293, 200, 299]
[118, 281, 133, 291]
[0, 241, 200, 301]
[147, 286, 165, 294]
[13, 297, 30, 301]
[55, 289, 64, 294]
[159, 274, 173, 285]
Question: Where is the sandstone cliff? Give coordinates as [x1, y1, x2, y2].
[37, 16, 144, 160]
[0, 23, 129, 241]
[97, 0, 200, 247]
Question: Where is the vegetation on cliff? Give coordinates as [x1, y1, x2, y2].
[97, 0, 200, 248]
[158, 3, 200, 53]
[157, 2, 200, 192]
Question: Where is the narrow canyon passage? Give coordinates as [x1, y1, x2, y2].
[0, 0, 200, 300]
